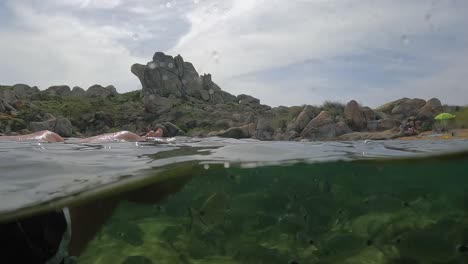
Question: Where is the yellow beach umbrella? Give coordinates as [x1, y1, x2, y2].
[434, 113, 456, 120]
[434, 113, 456, 132]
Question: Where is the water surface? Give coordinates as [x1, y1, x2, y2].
[1, 138, 468, 263]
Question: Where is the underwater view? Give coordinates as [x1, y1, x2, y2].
[1, 138, 468, 263]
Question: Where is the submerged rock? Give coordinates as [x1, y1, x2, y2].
[233, 243, 289, 264]
[121, 255, 153, 264]
[106, 220, 144, 246]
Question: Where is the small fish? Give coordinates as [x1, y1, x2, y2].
[199, 192, 230, 226]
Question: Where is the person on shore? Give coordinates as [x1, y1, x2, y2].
[0, 129, 164, 143]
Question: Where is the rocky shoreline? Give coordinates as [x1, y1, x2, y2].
[0, 52, 463, 141]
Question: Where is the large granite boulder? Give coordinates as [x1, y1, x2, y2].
[46, 85, 72, 97]
[375, 98, 408, 114]
[162, 122, 185, 137]
[0, 84, 39, 103]
[200, 90, 210, 101]
[416, 98, 442, 126]
[344, 100, 371, 131]
[132, 52, 189, 98]
[255, 117, 274, 140]
[132, 52, 238, 108]
[287, 105, 319, 133]
[30, 117, 73, 137]
[367, 118, 400, 132]
[11, 84, 40, 99]
[0, 99, 16, 113]
[391, 98, 426, 116]
[218, 90, 237, 103]
[301, 111, 352, 140]
[339, 128, 402, 141]
[71, 86, 86, 97]
[85, 85, 118, 98]
[209, 123, 256, 139]
[237, 94, 260, 106]
[143, 94, 174, 114]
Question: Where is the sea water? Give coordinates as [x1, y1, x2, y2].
[1, 138, 468, 263]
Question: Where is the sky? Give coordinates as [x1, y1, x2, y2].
[0, 0, 467, 107]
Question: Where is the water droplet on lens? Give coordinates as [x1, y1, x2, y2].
[401, 34, 410, 45]
[168, 62, 174, 68]
[224, 162, 230, 168]
[203, 164, 210, 170]
[166, 2, 172, 8]
[162, 75, 168, 81]
[148, 62, 157, 69]
[211, 50, 220, 63]
[209, 89, 214, 95]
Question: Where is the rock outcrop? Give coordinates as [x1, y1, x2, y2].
[71, 86, 86, 97]
[0, 84, 39, 104]
[300, 111, 352, 140]
[339, 128, 402, 141]
[209, 123, 256, 139]
[131, 52, 241, 116]
[46, 85, 72, 97]
[85, 85, 118, 98]
[417, 98, 443, 127]
[0, 51, 457, 141]
[30, 116, 73, 137]
[344, 100, 368, 131]
[287, 105, 319, 133]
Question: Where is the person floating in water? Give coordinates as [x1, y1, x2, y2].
[0, 128, 164, 143]
[0, 126, 193, 264]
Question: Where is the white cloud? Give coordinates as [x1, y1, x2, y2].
[171, 0, 468, 106]
[0, 1, 145, 90]
[0, 0, 467, 107]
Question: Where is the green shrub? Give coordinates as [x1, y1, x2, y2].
[321, 101, 345, 118]
[454, 107, 468, 129]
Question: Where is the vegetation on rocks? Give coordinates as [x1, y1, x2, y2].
[0, 52, 465, 140]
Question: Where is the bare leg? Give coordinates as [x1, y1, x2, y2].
[0, 130, 64, 143]
[79, 131, 145, 143]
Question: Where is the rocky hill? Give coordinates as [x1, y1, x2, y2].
[0, 52, 464, 140]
